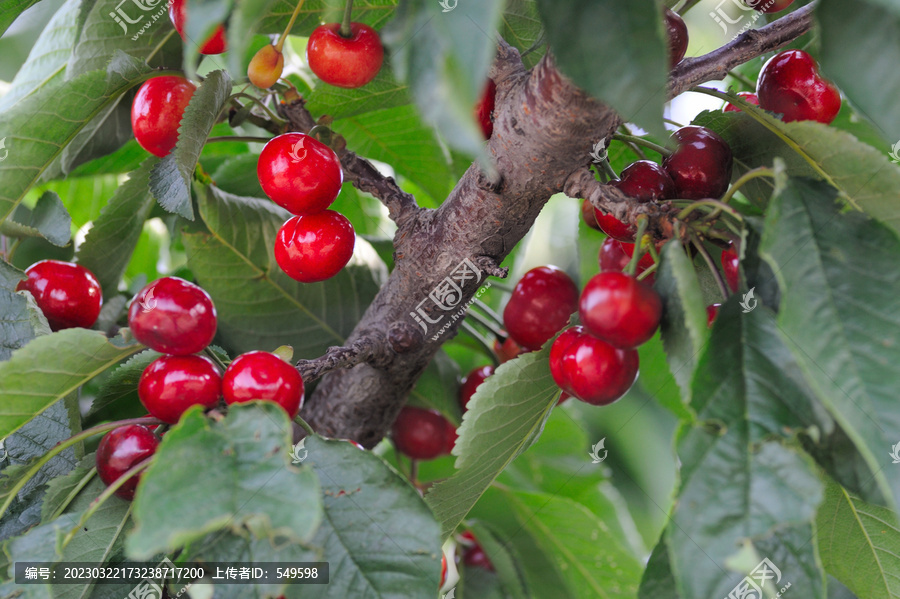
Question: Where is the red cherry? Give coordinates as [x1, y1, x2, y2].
[724, 91, 760, 113]
[257, 133, 343, 215]
[503, 266, 579, 351]
[460, 531, 494, 571]
[128, 277, 217, 355]
[459, 365, 495, 410]
[743, 0, 795, 13]
[168, 0, 227, 55]
[306, 23, 384, 89]
[139, 355, 221, 424]
[475, 79, 496, 139]
[598, 238, 656, 284]
[443, 420, 458, 455]
[557, 392, 571, 405]
[493, 336, 526, 363]
[222, 351, 305, 418]
[549, 326, 639, 406]
[595, 213, 636, 243]
[16, 260, 102, 331]
[721, 248, 740, 292]
[96, 424, 160, 501]
[274, 211, 356, 283]
[601, 161, 675, 241]
[579, 272, 662, 349]
[662, 126, 733, 200]
[131, 76, 196, 158]
[757, 49, 841, 124]
[440, 555, 448, 587]
[391, 406, 449, 460]
[665, 8, 688, 68]
[581, 199, 602, 231]
[706, 303, 721, 327]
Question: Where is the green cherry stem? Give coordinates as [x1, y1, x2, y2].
[617, 124, 648, 160]
[624, 216, 650, 276]
[293, 416, 315, 436]
[718, 167, 775, 206]
[203, 347, 229, 372]
[460, 320, 501, 366]
[691, 233, 729, 301]
[636, 262, 659, 282]
[727, 69, 756, 90]
[465, 306, 506, 339]
[611, 134, 672, 157]
[276, 0, 306, 52]
[677, 199, 744, 222]
[472, 299, 505, 328]
[340, 0, 354, 38]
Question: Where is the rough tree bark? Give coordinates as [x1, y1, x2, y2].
[288, 5, 815, 447]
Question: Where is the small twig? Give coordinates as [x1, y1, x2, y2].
[691, 233, 730, 301]
[296, 337, 382, 384]
[617, 124, 648, 160]
[612, 134, 671, 157]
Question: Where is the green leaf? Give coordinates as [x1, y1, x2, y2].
[818, 0, 900, 142]
[407, 349, 462, 424]
[305, 67, 411, 121]
[382, 0, 504, 156]
[425, 347, 559, 539]
[0, 263, 50, 362]
[667, 300, 827, 599]
[760, 176, 900, 511]
[0, 512, 79, 594]
[467, 521, 528, 599]
[150, 70, 233, 220]
[0, 0, 41, 38]
[335, 104, 454, 202]
[655, 240, 708, 404]
[40, 454, 96, 523]
[693, 109, 900, 237]
[1, 192, 72, 247]
[817, 477, 900, 599]
[500, 0, 544, 69]
[85, 350, 161, 427]
[182, 184, 386, 356]
[127, 403, 322, 558]
[0, 52, 153, 224]
[298, 435, 442, 598]
[0, 329, 143, 438]
[256, 0, 397, 43]
[210, 154, 265, 197]
[535, 0, 667, 139]
[638, 538, 679, 599]
[76, 158, 157, 297]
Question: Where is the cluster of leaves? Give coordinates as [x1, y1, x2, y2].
[1, 0, 900, 597]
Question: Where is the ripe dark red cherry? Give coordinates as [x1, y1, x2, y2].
[662, 126, 733, 200]
[595, 213, 636, 243]
[274, 211, 356, 283]
[222, 351, 305, 418]
[579, 272, 662, 349]
[757, 49, 841, 124]
[706, 304, 721, 327]
[461, 531, 494, 571]
[257, 133, 343, 215]
[169, 0, 227, 55]
[493, 336, 526, 363]
[724, 91, 760, 113]
[581, 199, 602, 231]
[602, 161, 676, 241]
[598, 238, 656, 284]
[131, 76, 196, 158]
[503, 266, 579, 351]
[664, 8, 688, 68]
[444, 420, 458, 455]
[459, 365, 495, 410]
[475, 79, 496, 139]
[721, 248, 740, 292]
[96, 424, 160, 500]
[128, 277, 217, 355]
[16, 260, 102, 331]
[549, 326, 639, 406]
[743, 0, 795, 13]
[391, 406, 450, 460]
[139, 355, 222, 424]
[307, 23, 384, 88]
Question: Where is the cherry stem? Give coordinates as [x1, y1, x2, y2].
[293, 416, 315, 436]
[460, 321, 501, 366]
[276, 0, 307, 52]
[611, 134, 671, 157]
[719, 167, 774, 206]
[472, 299, 505, 329]
[617, 124, 648, 160]
[691, 233, 730, 301]
[409, 459, 419, 485]
[678, 0, 704, 15]
[727, 69, 756, 90]
[230, 92, 286, 125]
[624, 217, 650, 276]
[664, 117, 684, 128]
[206, 136, 272, 144]
[597, 158, 618, 181]
[146, 30, 176, 63]
[340, 0, 354, 38]
[203, 347, 229, 372]
[636, 262, 658, 281]
[677, 199, 744, 222]
[465, 305, 506, 339]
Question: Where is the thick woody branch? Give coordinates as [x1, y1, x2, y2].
[296, 336, 386, 384]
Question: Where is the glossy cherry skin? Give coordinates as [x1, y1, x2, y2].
[706, 303, 721, 327]
[579, 272, 663, 349]
[258, 133, 343, 215]
[222, 351, 305, 418]
[493, 336, 526, 363]
[461, 531, 494, 571]
[17, 260, 102, 331]
[724, 91, 760, 113]
[128, 277, 217, 355]
[131, 76, 196, 158]
[391, 406, 450, 460]
[662, 126, 733, 200]
[744, 0, 795, 13]
[139, 355, 222, 424]
[96, 424, 160, 500]
[721, 247, 740, 292]
[307, 23, 384, 88]
[549, 326, 639, 406]
[503, 266, 579, 351]
[598, 238, 656, 284]
[274, 211, 356, 283]
[601, 161, 676, 241]
[581, 199, 602, 231]
[169, 0, 226, 55]
[757, 49, 841, 124]
[459, 365, 495, 410]
[665, 8, 688, 68]
[475, 79, 496, 139]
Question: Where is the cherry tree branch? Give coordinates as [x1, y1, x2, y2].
[296, 336, 387, 384]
